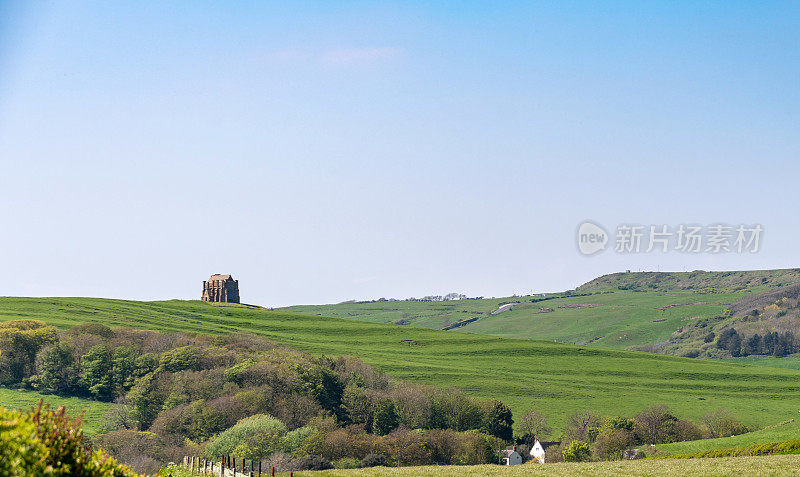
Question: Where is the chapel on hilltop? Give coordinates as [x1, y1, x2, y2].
[202, 274, 240, 303]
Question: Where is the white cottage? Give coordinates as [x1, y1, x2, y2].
[499, 448, 522, 466]
[530, 438, 560, 464]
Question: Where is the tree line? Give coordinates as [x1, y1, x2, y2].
[0, 320, 511, 474]
[714, 328, 797, 357]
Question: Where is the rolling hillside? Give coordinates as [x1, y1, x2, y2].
[281, 269, 800, 353]
[2, 296, 800, 437]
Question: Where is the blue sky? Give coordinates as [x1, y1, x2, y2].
[1, 1, 798, 305]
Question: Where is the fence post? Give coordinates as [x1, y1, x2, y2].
[258, 461, 262, 476]
[271, 466, 275, 477]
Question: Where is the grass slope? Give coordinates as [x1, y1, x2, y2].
[292, 455, 800, 476]
[656, 419, 800, 455]
[282, 290, 750, 349]
[2, 297, 800, 435]
[282, 269, 800, 352]
[0, 387, 112, 435]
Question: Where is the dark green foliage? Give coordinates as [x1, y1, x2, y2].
[299, 365, 345, 420]
[112, 347, 138, 393]
[373, 400, 400, 435]
[30, 342, 79, 394]
[717, 329, 796, 357]
[479, 399, 514, 442]
[82, 345, 114, 401]
[127, 373, 167, 430]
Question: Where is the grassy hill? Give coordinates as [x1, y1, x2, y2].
[2, 297, 800, 436]
[0, 387, 112, 435]
[281, 269, 800, 354]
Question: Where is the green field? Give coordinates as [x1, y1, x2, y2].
[282, 288, 752, 349]
[657, 419, 800, 455]
[3, 297, 800, 436]
[289, 455, 800, 476]
[282, 270, 800, 352]
[721, 356, 800, 370]
[0, 387, 112, 435]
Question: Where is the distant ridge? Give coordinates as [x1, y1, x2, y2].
[577, 269, 800, 293]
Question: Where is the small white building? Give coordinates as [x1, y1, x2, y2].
[530, 438, 560, 464]
[499, 448, 522, 466]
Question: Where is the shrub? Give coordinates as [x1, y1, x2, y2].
[479, 399, 514, 442]
[30, 342, 80, 394]
[593, 428, 633, 460]
[702, 408, 748, 438]
[204, 414, 287, 459]
[283, 426, 316, 453]
[373, 400, 400, 435]
[563, 440, 592, 462]
[334, 457, 361, 469]
[292, 455, 333, 471]
[361, 453, 387, 467]
[93, 430, 166, 475]
[634, 404, 677, 444]
[0, 401, 140, 476]
[158, 346, 201, 372]
[82, 345, 114, 401]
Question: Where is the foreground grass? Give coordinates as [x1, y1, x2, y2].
[3, 297, 800, 433]
[0, 387, 112, 435]
[293, 455, 800, 476]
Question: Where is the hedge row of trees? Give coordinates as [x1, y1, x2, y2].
[715, 328, 797, 357]
[0, 320, 512, 474]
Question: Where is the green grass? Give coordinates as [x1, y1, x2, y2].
[282, 269, 800, 351]
[3, 297, 800, 437]
[290, 455, 800, 476]
[719, 356, 800, 370]
[656, 419, 800, 455]
[282, 289, 749, 349]
[0, 387, 112, 435]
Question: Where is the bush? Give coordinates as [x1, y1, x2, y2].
[593, 428, 633, 460]
[373, 400, 400, 435]
[204, 414, 287, 459]
[0, 401, 140, 476]
[292, 455, 333, 471]
[634, 404, 677, 444]
[563, 440, 592, 462]
[702, 408, 748, 438]
[334, 457, 361, 469]
[361, 453, 387, 467]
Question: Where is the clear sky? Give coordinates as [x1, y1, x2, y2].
[1, 1, 798, 306]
